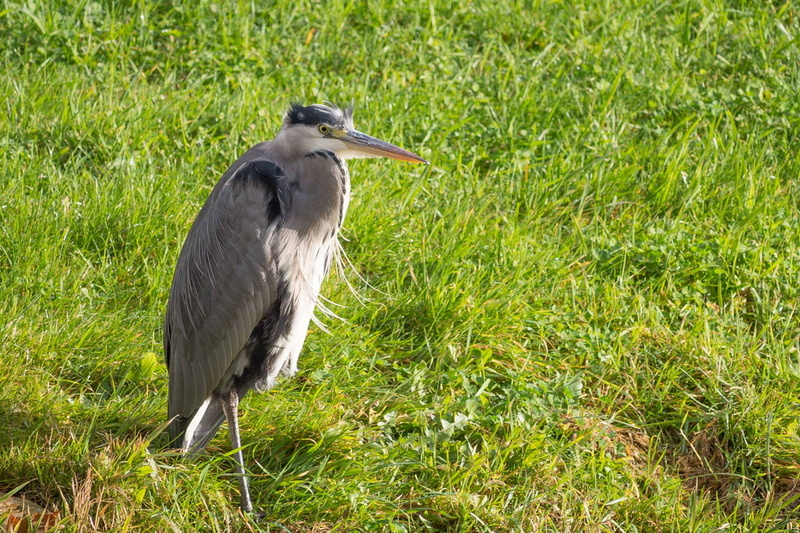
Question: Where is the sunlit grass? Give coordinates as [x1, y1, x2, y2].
[1, 0, 800, 531]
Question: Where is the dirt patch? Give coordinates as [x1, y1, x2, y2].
[663, 421, 800, 515]
[613, 427, 651, 469]
[672, 422, 730, 495]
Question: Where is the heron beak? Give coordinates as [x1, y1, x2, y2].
[341, 130, 428, 164]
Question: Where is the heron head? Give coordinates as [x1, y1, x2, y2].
[282, 102, 428, 164]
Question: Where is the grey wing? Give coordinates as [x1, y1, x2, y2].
[165, 159, 285, 425]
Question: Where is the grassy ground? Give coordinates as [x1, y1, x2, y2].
[2, 0, 800, 531]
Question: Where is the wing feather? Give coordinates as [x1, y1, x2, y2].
[166, 157, 285, 425]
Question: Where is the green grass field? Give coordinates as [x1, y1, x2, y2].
[2, 0, 800, 531]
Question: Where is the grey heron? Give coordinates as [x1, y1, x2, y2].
[164, 103, 427, 513]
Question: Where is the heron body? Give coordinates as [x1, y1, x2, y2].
[164, 103, 426, 512]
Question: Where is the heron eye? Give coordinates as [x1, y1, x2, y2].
[318, 124, 331, 135]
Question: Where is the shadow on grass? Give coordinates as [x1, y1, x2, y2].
[0, 391, 162, 506]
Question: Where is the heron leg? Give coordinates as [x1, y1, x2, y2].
[221, 390, 253, 514]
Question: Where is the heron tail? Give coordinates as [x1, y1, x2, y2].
[168, 396, 226, 456]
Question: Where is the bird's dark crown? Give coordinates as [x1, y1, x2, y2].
[285, 102, 353, 129]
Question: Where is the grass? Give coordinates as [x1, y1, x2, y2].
[1, 0, 800, 530]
